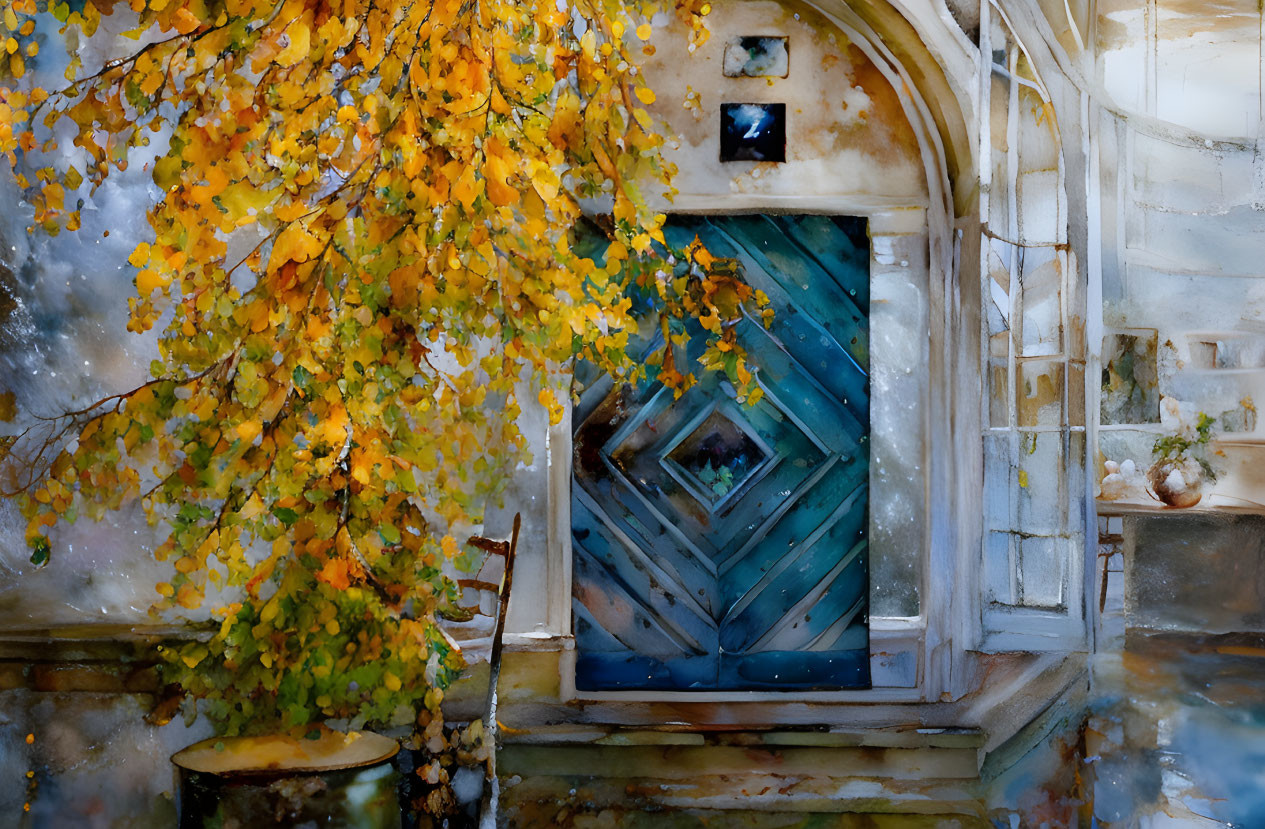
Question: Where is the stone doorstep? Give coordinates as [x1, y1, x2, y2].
[492, 728, 988, 817]
[499, 723, 985, 751]
[496, 751, 988, 818]
[498, 741, 985, 781]
[487, 649, 1087, 820]
[493, 650, 1085, 745]
[489, 659, 1085, 821]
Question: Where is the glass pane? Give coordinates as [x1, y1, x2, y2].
[1018, 535, 1066, 609]
[1100, 330, 1160, 425]
[723, 36, 790, 78]
[720, 104, 786, 162]
[663, 408, 771, 507]
[1018, 431, 1065, 536]
[1018, 246, 1062, 357]
[1016, 359, 1065, 427]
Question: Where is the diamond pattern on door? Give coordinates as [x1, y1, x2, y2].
[572, 215, 870, 691]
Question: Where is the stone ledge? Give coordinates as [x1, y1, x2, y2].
[0, 660, 161, 693]
[501, 724, 986, 751]
[0, 625, 198, 662]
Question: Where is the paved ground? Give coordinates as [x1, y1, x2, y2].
[1084, 631, 1265, 827]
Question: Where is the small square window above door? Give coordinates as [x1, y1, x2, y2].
[720, 103, 786, 162]
[571, 214, 871, 691]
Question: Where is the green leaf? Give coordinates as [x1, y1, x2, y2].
[292, 364, 314, 393]
[152, 156, 182, 191]
[28, 537, 50, 568]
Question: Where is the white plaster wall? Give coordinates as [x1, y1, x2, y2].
[1096, 0, 1262, 140]
[1096, 122, 1265, 508]
[641, 0, 929, 203]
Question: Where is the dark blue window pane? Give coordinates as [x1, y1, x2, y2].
[720, 103, 785, 162]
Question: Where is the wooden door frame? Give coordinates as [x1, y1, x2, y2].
[497, 0, 994, 712]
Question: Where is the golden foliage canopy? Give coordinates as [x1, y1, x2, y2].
[0, 0, 762, 735]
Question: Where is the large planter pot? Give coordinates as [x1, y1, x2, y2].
[172, 731, 401, 828]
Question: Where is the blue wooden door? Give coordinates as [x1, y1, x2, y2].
[572, 215, 870, 691]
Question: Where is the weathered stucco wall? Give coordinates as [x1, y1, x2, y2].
[641, 0, 927, 202]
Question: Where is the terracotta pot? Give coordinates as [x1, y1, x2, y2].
[172, 731, 401, 828]
[1146, 457, 1204, 508]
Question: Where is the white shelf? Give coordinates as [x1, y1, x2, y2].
[1095, 496, 1265, 517]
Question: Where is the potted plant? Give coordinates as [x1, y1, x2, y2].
[1147, 397, 1216, 508]
[0, 0, 754, 821]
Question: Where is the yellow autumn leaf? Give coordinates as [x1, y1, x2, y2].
[635, 86, 656, 105]
[275, 20, 310, 67]
[441, 535, 458, 558]
[139, 68, 162, 96]
[181, 646, 208, 668]
[136, 269, 170, 296]
[176, 583, 201, 609]
[173, 7, 200, 34]
[269, 225, 323, 265]
[537, 388, 564, 423]
[636, 23, 652, 40]
[128, 242, 150, 267]
[274, 200, 309, 223]
[317, 557, 351, 590]
[235, 420, 262, 443]
[532, 168, 559, 203]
